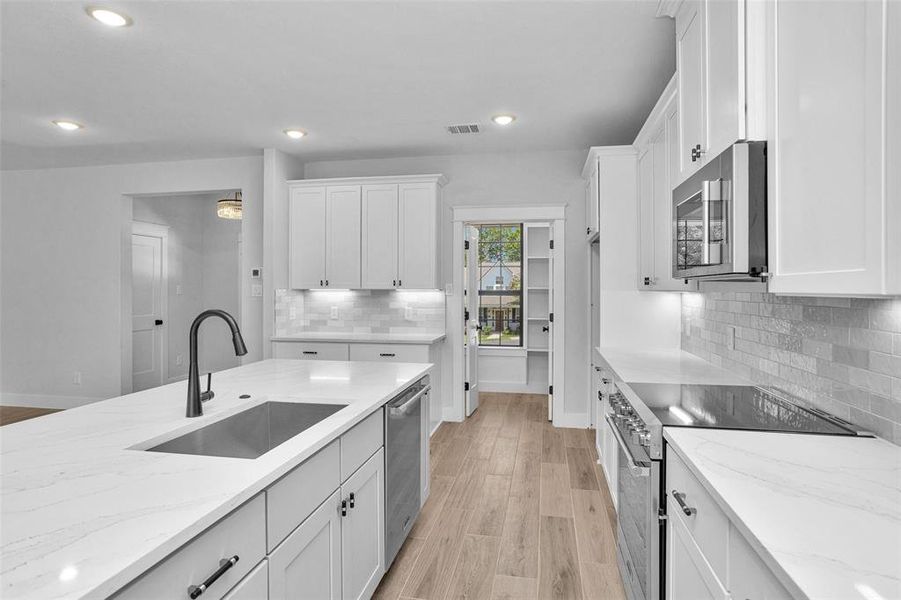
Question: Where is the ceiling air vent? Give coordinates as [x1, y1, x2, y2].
[446, 123, 481, 135]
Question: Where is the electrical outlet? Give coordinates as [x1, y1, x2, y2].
[330, 306, 339, 320]
[405, 305, 414, 320]
[72, 371, 82, 385]
[176, 354, 183, 366]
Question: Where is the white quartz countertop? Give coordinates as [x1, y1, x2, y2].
[272, 331, 446, 344]
[0, 359, 432, 600]
[665, 428, 901, 600]
[596, 346, 750, 385]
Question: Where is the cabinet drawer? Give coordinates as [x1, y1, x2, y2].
[341, 408, 384, 482]
[116, 494, 266, 600]
[273, 342, 349, 360]
[348, 343, 429, 363]
[267, 440, 341, 552]
[666, 448, 729, 583]
[222, 559, 268, 600]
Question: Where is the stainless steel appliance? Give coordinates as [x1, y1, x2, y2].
[605, 382, 868, 600]
[673, 142, 767, 280]
[384, 378, 428, 568]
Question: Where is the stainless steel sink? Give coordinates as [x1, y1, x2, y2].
[147, 402, 347, 459]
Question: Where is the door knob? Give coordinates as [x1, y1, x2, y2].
[154, 319, 163, 326]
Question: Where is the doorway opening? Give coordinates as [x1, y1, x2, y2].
[129, 190, 242, 392]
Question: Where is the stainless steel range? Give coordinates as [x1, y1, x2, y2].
[604, 382, 868, 600]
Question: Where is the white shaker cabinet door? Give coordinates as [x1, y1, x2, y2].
[290, 186, 327, 289]
[704, 0, 743, 160]
[269, 490, 342, 600]
[676, 0, 706, 183]
[361, 184, 399, 289]
[768, 0, 896, 295]
[397, 182, 437, 289]
[222, 560, 268, 600]
[666, 510, 729, 600]
[325, 185, 362, 289]
[341, 449, 385, 600]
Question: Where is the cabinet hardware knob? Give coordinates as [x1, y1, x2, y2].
[341, 499, 347, 517]
[320, 280, 324, 287]
[154, 319, 164, 326]
[187, 555, 239, 599]
[398, 279, 402, 287]
[393, 280, 396, 287]
[349, 492, 355, 508]
[325, 280, 329, 286]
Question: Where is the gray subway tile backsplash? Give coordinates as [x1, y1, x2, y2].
[273, 289, 445, 337]
[682, 292, 901, 444]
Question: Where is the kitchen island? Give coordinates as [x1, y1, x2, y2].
[0, 359, 432, 600]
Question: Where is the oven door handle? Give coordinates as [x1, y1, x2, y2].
[604, 415, 650, 477]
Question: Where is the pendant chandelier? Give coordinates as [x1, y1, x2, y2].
[217, 191, 242, 220]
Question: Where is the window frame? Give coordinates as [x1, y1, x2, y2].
[476, 223, 523, 348]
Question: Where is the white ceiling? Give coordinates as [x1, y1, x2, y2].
[0, 1, 674, 170]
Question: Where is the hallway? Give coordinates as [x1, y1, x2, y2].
[375, 392, 625, 600]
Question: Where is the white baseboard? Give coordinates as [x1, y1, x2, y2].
[552, 412, 590, 428]
[0, 392, 103, 409]
[479, 382, 546, 394]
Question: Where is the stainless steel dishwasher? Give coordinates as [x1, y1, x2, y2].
[384, 377, 428, 567]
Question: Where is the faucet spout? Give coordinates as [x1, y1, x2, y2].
[186, 309, 248, 418]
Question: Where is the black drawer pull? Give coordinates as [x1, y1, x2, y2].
[379, 353, 396, 357]
[349, 492, 355, 508]
[672, 490, 697, 517]
[187, 555, 239, 598]
[341, 499, 348, 517]
[302, 351, 318, 355]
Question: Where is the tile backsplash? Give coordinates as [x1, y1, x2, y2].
[681, 292, 901, 444]
[274, 289, 446, 336]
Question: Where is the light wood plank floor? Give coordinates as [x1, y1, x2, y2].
[375, 392, 625, 600]
[0, 406, 61, 426]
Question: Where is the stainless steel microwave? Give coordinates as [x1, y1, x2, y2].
[672, 141, 767, 280]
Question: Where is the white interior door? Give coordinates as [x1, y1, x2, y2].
[132, 227, 166, 392]
[547, 230, 555, 421]
[464, 226, 480, 416]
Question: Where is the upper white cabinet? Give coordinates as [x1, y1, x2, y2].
[585, 157, 600, 239]
[766, 0, 901, 295]
[290, 175, 445, 290]
[634, 76, 696, 292]
[289, 185, 361, 289]
[666, 0, 765, 186]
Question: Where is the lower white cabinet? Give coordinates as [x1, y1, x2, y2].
[728, 524, 792, 600]
[340, 449, 386, 600]
[347, 343, 429, 363]
[269, 449, 385, 600]
[667, 509, 729, 600]
[223, 560, 269, 600]
[272, 342, 350, 361]
[269, 490, 343, 600]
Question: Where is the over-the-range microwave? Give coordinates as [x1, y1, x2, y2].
[672, 141, 767, 281]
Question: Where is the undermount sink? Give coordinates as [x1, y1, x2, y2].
[147, 401, 348, 459]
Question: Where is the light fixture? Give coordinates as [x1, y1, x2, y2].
[492, 114, 516, 126]
[52, 120, 83, 131]
[284, 129, 307, 139]
[217, 191, 242, 220]
[86, 7, 132, 27]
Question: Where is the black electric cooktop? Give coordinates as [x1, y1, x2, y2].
[626, 383, 860, 435]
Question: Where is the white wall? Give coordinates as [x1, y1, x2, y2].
[297, 149, 590, 421]
[1, 156, 263, 407]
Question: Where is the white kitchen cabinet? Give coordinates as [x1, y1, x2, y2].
[361, 184, 399, 289]
[398, 182, 440, 289]
[766, 0, 901, 295]
[585, 156, 600, 239]
[269, 490, 343, 600]
[634, 77, 696, 292]
[675, 0, 706, 182]
[289, 186, 327, 289]
[271, 341, 350, 361]
[728, 524, 792, 600]
[222, 560, 268, 600]
[340, 449, 385, 600]
[288, 185, 361, 289]
[666, 509, 729, 600]
[348, 343, 430, 363]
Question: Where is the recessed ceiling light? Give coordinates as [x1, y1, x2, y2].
[492, 114, 516, 126]
[52, 120, 84, 131]
[86, 7, 132, 27]
[284, 129, 307, 139]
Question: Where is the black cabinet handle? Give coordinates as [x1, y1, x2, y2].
[320, 280, 323, 287]
[325, 280, 329, 287]
[542, 326, 549, 332]
[349, 492, 355, 508]
[672, 490, 697, 517]
[187, 555, 239, 599]
[154, 319, 164, 326]
[397, 279, 402, 287]
[393, 280, 396, 287]
[379, 353, 396, 357]
[302, 351, 318, 355]
[341, 499, 348, 517]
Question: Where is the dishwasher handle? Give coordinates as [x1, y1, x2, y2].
[388, 386, 429, 417]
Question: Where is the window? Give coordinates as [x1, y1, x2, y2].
[477, 224, 522, 346]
